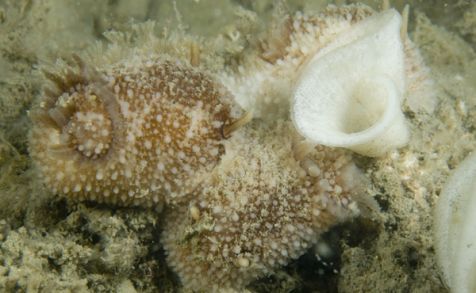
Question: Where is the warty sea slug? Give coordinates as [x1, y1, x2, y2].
[28, 24, 244, 207]
[162, 121, 363, 291]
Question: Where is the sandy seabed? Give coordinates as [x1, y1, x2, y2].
[0, 0, 475, 292]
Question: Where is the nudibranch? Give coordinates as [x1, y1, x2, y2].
[162, 122, 362, 291]
[28, 28, 243, 207]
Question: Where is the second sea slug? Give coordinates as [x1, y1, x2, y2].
[162, 122, 363, 292]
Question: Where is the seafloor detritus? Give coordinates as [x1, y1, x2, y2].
[162, 122, 362, 291]
[29, 39, 243, 207]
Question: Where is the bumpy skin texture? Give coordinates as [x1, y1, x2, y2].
[29, 57, 241, 207]
[161, 123, 358, 292]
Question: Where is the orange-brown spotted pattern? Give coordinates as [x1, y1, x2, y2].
[29, 57, 242, 207]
